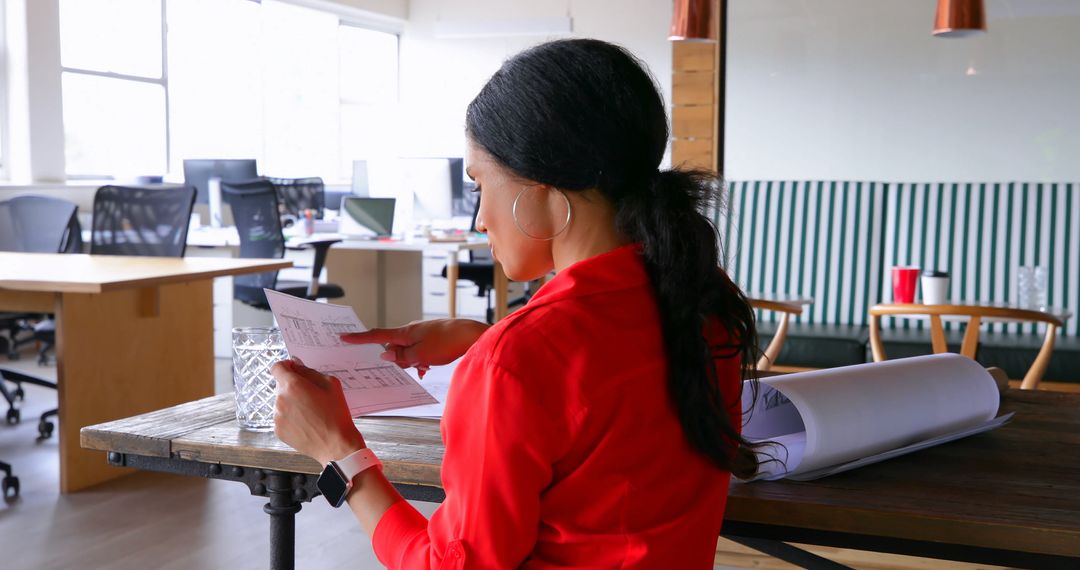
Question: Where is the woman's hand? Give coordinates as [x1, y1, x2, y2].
[341, 318, 489, 373]
[271, 358, 366, 465]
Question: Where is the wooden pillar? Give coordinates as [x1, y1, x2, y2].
[670, 0, 724, 173]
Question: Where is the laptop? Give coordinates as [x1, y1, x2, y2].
[338, 196, 396, 238]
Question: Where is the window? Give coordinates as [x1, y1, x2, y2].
[59, 0, 167, 178]
[56, 0, 399, 182]
[339, 24, 399, 179]
[166, 0, 263, 174]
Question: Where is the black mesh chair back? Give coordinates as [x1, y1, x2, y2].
[90, 185, 196, 257]
[266, 177, 325, 219]
[222, 179, 285, 305]
[468, 196, 492, 263]
[0, 195, 82, 253]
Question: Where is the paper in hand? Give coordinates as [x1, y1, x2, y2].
[263, 289, 437, 416]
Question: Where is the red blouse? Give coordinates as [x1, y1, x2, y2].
[373, 244, 741, 569]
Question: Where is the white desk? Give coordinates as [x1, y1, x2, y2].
[183, 228, 506, 327]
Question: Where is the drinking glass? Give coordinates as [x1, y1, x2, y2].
[1017, 266, 1043, 309]
[232, 327, 288, 432]
[1033, 266, 1048, 309]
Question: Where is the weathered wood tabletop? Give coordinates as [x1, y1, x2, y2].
[82, 389, 1080, 565]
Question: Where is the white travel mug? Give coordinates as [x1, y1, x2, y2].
[921, 270, 950, 305]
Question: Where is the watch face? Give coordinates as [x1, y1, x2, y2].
[317, 463, 350, 508]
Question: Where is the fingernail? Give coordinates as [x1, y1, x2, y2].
[379, 352, 395, 361]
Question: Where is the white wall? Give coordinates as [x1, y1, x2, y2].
[726, 0, 1080, 182]
[393, 0, 673, 163]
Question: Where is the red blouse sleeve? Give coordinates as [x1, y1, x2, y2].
[372, 359, 573, 569]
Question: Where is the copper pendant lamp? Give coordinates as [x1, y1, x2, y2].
[933, 0, 987, 37]
[670, 0, 713, 41]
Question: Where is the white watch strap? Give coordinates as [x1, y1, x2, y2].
[334, 448, 383, 481]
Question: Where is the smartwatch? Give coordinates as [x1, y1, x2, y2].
[317, 448, 383, 508]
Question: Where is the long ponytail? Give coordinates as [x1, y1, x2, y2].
[618, 170, 760, 478]
[466, 39, 761, 478]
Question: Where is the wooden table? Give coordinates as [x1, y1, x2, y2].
[0, 252, 290, 492]
[81, 389, 1079, 569]
[320, 236, 507, 327]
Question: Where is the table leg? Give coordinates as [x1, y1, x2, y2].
[446, 252, 459, 319]
[493, 261, 509, 322]
[58, 281, 215, 492]
[265, 471, 303, 570]
[103, 454, 322, 569]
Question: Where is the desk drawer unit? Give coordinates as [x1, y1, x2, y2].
[423, 253, 484, 318]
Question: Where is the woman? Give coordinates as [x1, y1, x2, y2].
[271, 38, 759, 568]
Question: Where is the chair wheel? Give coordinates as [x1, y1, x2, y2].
[2, 475, 19, 500]
[14, 387, 25, 401]
[38, 420, 54, 439]
[6, 408, 19, 425]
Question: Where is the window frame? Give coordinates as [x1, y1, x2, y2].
[59, 0, 170, 179]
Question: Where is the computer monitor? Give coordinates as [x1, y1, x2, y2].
[339, 197, 396, 237]
[401, 158, 455, 221]
[182, 159, 259, 204]
[351, 160, 370, 197]
[446, 158, 472, 217]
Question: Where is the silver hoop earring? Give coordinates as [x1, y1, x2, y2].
[511, 186, 572, 241]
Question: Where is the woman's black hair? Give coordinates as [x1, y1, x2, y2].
[466, 38, 761, 478]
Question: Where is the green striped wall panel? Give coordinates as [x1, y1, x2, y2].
[709, 180, 1078, 337]
[714, 180, 886, 327]
[882, 182, 1079, 337]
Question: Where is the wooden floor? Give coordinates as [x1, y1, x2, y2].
[1, 348, 1013, 569]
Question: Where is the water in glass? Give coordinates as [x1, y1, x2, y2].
[232, 328, 288, 431]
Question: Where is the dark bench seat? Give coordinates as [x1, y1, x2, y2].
[757, 322, 1080, 383]
[756, 322, 869, 369]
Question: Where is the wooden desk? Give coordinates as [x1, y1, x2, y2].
[0, 253, 290, 493]
[322, 237, 504, 327]
[81, 389, 1079, 568]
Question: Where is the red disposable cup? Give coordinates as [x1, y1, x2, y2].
[892, 267, 920, 303]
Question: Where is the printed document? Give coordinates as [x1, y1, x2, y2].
[366, 358, 458, 419]
[742, 353, 1011, 481]
[263, 289, 437, 416]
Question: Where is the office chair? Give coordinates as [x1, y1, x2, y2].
[23, 184, 198, 442]
[0, 196, 82, 358]
[266, 177, 325, 220]
[440, 199, 531, 323]
[222, 179, 345, 309]
[1, 459, 16, 499]
[0, 195, 81, 441]
[90, 185, 197, 257]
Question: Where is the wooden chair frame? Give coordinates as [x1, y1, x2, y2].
[751, 298, 806, 372]
[869, 303, 1064, 390]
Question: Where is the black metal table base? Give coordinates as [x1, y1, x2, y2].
[723, 521, 1079, 570]
[725, 536, 854, 570]
[108, 452, 321, 570]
